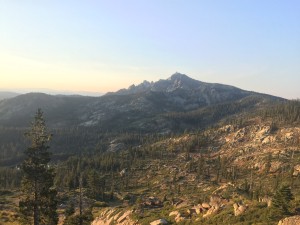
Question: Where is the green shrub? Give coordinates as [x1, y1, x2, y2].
[93, 201, 109, 207]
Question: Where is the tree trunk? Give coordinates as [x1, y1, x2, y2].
[34, 179, 39, 225]
[79, 175, 83, 225]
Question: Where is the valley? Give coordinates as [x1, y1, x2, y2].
[1, 74, 300, 225]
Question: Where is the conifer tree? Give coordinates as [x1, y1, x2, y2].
[63, 174, 93, 225]
[87, 169, 105, 200]
[19, 109, 58, 225]
[270, 185, 294, 219]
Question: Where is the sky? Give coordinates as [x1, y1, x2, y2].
[0, 1, 300, 98]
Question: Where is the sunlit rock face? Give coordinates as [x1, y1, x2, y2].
[278, 216, 300, 225]
[91, 209, 136, 225]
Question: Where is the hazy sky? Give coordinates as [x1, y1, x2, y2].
[1, 1, 300, 98]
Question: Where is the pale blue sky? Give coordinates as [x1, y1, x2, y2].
[0, 1, 299, 98]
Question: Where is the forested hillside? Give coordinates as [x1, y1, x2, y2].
[0, 74, 285, 168]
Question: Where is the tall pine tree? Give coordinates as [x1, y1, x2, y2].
[270, 185, 294, 220]
[19, 109, 58, 225]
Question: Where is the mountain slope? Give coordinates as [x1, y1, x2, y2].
[0, 93, 96, 127]
[110, 73, 252, 107]
[109, 72, 283, 111]
[0, 92, 20, 101]
[82, 73, 285, 131]
[0, 74, 285, 131]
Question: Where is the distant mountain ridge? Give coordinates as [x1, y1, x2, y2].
[111, 72, 235, 95]
[0, 73, 285, 131]
[109, 72, 280, 107]
[0, 92, 20, 101]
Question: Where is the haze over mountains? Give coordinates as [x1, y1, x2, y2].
[0, 92, 20, 101]
[0, 73, 284, 131]
[2, 73, 300, 225]
[0, 89, 103, 98]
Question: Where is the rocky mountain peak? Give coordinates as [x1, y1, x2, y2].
[111, 73, 202, 95]
[164, 72, 202, 91]
[115, 80, 153, 95]
[168, 72, 192, 81]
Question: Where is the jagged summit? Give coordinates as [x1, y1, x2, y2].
[108, 72, 245, 98]
[168, 72, 190, 80]
[104, 72, 269, 110]
[167, 72, 202, 85]
[166, 72, 203, 91]
[110, 73, 203, 95]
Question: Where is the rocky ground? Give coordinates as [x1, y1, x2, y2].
[88, 119, 300, 224]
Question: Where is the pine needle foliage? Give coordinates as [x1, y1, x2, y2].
[270, 185, 294, 220]
[19, 109, 58, 225]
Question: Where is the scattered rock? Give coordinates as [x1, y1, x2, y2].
[269, 161, 283, 173]
[174, 215, 186, 223]
[142, 196, 163, 208]
[203, 205, 219, 218]
[259, 196, 272, 207]
[293, 165, 300, 176]
[175, 200, 189, 209]
[262, 136, 275, 144]
[196, 205, 205, 214]
[210, 195, 225, 207]
[120, 168, 127, 177]
[169, 210, 186, 222]
[285, 132, 294, 141]
[107, 142, 125, 152]
[190, 204, 205, 215]
[219, 125, 234, 133]
[202, 202, 210, 209]
[187, 208, 197, 216]
[169, 211, 180, 217]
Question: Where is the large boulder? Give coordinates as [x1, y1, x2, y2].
[169, 211, 180, 217]
[293, 164, 300, 176]
[233, 203, 247, 216]
[278, 216, 300, 225]
[150, 218, 168, 225]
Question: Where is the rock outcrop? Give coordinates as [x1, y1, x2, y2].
[91, 208, 136, 225]
[278, 216, 300, 225]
